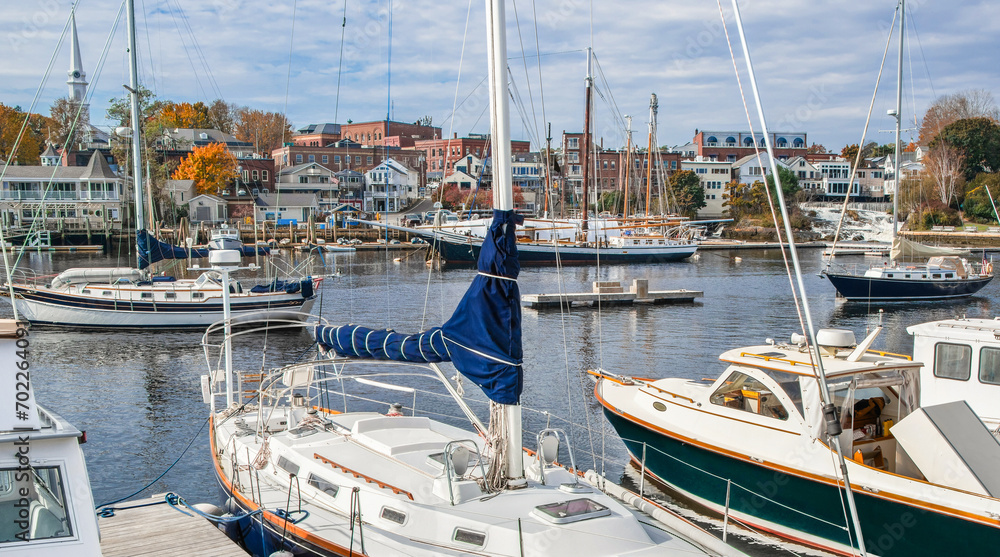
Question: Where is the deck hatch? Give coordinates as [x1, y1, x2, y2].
[380, 506, 406, 525]
[531, 498, 610, 524]
[453, 528, 486, 546]
[307, 473, 339, 497]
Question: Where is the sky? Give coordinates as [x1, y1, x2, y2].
[2, 0, 998, 153]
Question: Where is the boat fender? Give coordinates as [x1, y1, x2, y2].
[300, 278, 314, 298]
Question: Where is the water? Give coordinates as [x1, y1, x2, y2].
[12, 247, 998, 555]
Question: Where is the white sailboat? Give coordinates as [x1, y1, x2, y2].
[1, 2, 319, 328]
[200, 1, 746, 555]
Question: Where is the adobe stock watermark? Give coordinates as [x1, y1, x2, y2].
[772, 84, 832, 131]
[343, 1, 409, 61]
[8, 0, 64, 54]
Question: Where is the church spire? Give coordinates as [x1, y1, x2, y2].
[67, 8, 88, 103]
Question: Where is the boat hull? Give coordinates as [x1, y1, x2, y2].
[435, 236, 697, 265]
[825, 272, 993, 301]
[600, 405, 1000, 556]
[7, 286, 316, 328]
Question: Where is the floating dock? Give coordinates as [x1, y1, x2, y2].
[98, 495, 244, 557]
[523, 279, 701, 309]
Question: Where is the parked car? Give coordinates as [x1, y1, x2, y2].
[404, 214, 422, 227]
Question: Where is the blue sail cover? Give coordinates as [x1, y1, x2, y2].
[315, 209, 523, 404]
[136, 229, 270, 269]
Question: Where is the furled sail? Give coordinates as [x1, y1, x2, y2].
[316, 210, 523, 404]
[137, 229, 270, 269]
[890, 236, 965, 261]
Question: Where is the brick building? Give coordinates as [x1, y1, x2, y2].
[416, 134, 531, 181]
[292, 123, 342, 147]
[692, 130, 807, 162]
[341, 120, 441, 148]
[270, 143, 426, 187]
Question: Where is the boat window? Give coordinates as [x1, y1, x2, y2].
[934, 342, 971, 381]
[886, 274, 893, 278]
[453, 528, 486, 546]
[0, 466, 74, 542]
[905, 274, 911, 278]
[81, 289, 90, 294]
[380, 507, 406, 525]
[761, 369, 804, 417]
[102, 291, 112, 296]
[165, 292, 177, 299]
[275, 455, 299, 476]
[306, 474, 339, 497]
[945, 273, 954, 278]
[709, 371, 789, 420]
[980, 346, 1000, 385]
[931, 273, 941, 279]
[140, 292, 152, 299]
[192, 292, 204, 299]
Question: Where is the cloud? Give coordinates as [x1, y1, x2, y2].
[0, 0, 997, 151]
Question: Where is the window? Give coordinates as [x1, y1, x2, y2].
[165, 292, 177, 299]
[709, 371, 789, 420]
[934, 342, 971, 381]
[276, 455, 300, 476]
[192, 292, 204, 299]
[262, 171, 269, 182]
[252, 170, 259, 180]
[380, 507, 406, 525]
[334, 155, 341, 163]
[296, 154, 303, 163]
[0, 466, 74, 542]
[308, 155, 315, 163]
[140, 292, 152, 299]
[696, 168, 707, 174]
[568, 138, 579, 149]
[322, 155, 328, 163]
[355, 156, 361, 164]
[980, 347, 1000, 385]
[299, 176, 308, 183]
[308, 474, 339, 497]
[454, 528, 486, 546]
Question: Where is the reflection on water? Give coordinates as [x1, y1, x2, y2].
[10, 247, 1000, 555]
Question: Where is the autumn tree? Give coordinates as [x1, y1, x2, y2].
[931, 117, 1000, 181]
[49, 97, 90, 149]
[172, 142, 237, 196]
[807, 143, 827, 155]
[0, 103, 52, 165]
[723, 180, 768, 222]
[919, 89, 1000, 144]
[668, 170, 706, 219]
[156, 101, 211, 129]
[923, 141, 965, 206]
[207, 99, 239, 134]
[436, 183, 524, 211]
[841, 144, 859, 162]
[234, 109, 293, 154]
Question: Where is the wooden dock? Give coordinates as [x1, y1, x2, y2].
[98, 495, 246, 556]
[523, 279, 702, 309]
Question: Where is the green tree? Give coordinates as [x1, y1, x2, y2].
[765, 165, 800, 203]
[723, 180, 768, 222]
[931, 117, 1000, 181]
[106, 87, 172, 224]
[962, 173, 1000, 223]
[668, 170, 706, 218]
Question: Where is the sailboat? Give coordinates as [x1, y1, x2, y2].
[0, 319, 102, 555]
[1, 3, 319, 328]
[823, 0, 992, 301]
[201, 1, 745, 555]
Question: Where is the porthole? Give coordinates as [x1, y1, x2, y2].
[380, 507, 406, 525]
[652, 401, 667, 411]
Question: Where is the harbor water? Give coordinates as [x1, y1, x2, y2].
[13, 246, 997, 556]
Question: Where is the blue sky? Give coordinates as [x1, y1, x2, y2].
[2, 0, 998, 152]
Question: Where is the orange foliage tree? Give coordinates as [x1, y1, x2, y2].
[172, 142, 237, 196]
[437, 183, 524, 211]
[0, 103, 52, 164]
[157, 101, 211, 129]
[234, 108, 293, 154]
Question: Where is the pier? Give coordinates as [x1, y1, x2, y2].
[523, 279, 702, 308]
[98, 496, 245, 557]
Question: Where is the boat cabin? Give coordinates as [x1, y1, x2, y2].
[907, 317, 1000, 429]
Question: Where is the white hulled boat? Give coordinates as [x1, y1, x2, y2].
[1, 3, 317, 328]
[0, 319, 101, 555]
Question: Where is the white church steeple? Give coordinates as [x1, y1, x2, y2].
[67, 9, 88, 103]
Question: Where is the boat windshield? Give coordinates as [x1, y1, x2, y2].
[710, 370, 791, 420]
[0, 466, 73, 543]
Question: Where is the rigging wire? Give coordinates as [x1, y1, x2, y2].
[333, 0, 349, 123]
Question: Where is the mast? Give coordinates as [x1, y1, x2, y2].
[484, 0, 522, 482]
[581, 47, 593, 232]
[544, 122, 552, 217]
[892, 0, 905, 239]
[126, 0, 145, 234]
[623, 115, 632, 218]
[645, 94, 657, 216]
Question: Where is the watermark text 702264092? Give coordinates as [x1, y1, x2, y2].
[12, 326, 31, 427]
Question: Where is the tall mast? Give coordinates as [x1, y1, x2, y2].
[126, 0, 145, 234]
[892, 0, 905, 239]
[645, 94, 657, 216]
[623, 115, 632, 218]
[581, 47, 593, 232]
[544, 122, 552, 217]
[484, 0, 521, 482]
